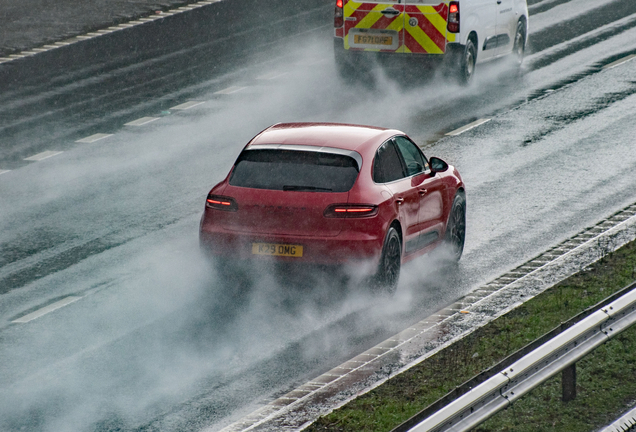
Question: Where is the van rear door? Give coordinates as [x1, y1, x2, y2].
[403, 0, 454, 54]
[343, 1, 405, 53]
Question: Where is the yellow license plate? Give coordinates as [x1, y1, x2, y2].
[354, 34, 393, 46]
[252, 243, 304, 257]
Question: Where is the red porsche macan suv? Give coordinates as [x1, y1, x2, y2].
[199, 123, 465, 291]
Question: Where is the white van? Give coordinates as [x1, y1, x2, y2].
[333, 0, 529, 83]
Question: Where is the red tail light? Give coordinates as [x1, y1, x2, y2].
[448, 1, 459, 33]
[324, 204, 378, 218]
[206, 194, 238, 212]
[334, 0, 344, 28]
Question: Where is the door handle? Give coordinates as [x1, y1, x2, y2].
[396, 197, 405, 205]
[381, 8, 400, 15]
[418, 189, 428, 196]
[497, 0, 502, 3]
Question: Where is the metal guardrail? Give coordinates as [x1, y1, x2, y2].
[398, 283, 636, 432]
[600, 405, 636, 432]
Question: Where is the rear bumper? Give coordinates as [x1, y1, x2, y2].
[334, 38, 448, 68]
[334, 38, 467, 73]
[199, 224, 384, 266]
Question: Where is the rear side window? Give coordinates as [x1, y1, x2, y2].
[373, 141, 405, 183]
[229, 149, 359, 192]
[394, 136, 428, 176]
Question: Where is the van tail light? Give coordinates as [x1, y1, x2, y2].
[206, 194, 238, 212]
[324, 204, 378, 218]
[334, 0, 344, 28]
[447, 1, 460, 33]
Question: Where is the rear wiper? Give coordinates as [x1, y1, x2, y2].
[282, 185, 332, 192]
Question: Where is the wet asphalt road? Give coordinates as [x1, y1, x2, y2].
[1, 0, 636, 431]
[0, 0, 207, 57]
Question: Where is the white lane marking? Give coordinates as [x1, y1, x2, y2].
[445, 118, 492, 136]
[170, 101, 205, 110]
[24, 151, 63, 161]
[0, 169, 10, 175]
[0, 1, 223, 65]
[213, 86, 246, 95]
[12, 296, 82, 324]
[257, 72, 288, 80]
[603, 54, 636, 70]
[124, 116, 159, 126]
[76, 133, 113, 143]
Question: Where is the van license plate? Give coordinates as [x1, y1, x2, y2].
[353, 34, 393, 46]
[252, 243, 303, 257]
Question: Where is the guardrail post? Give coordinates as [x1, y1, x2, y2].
[562, 363, 576, 402]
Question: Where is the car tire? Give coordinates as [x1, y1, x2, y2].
[374, 226, 402, 294]
[444, 192, 466, 262]
[458, 39, 476, 85]
[513, 20, 526, 67]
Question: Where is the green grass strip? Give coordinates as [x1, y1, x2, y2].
[307, 240, 636, 432]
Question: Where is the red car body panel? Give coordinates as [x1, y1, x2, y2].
[199, 123, 463, 266]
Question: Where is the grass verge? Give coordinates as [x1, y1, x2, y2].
[306, 239, 636, 432]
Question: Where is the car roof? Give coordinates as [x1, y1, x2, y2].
[247, 122, 403, 153]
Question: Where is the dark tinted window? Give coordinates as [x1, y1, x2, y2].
[229, 149, 359, 192]
[373, 141, 405, 183]
[394, 136, 428, 176]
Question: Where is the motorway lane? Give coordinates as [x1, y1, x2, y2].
[2, 0, 636, 430]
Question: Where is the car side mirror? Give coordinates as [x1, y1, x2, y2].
[429, 157, 449, 174]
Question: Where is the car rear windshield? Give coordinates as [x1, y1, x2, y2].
[229, 149, 359, 192]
